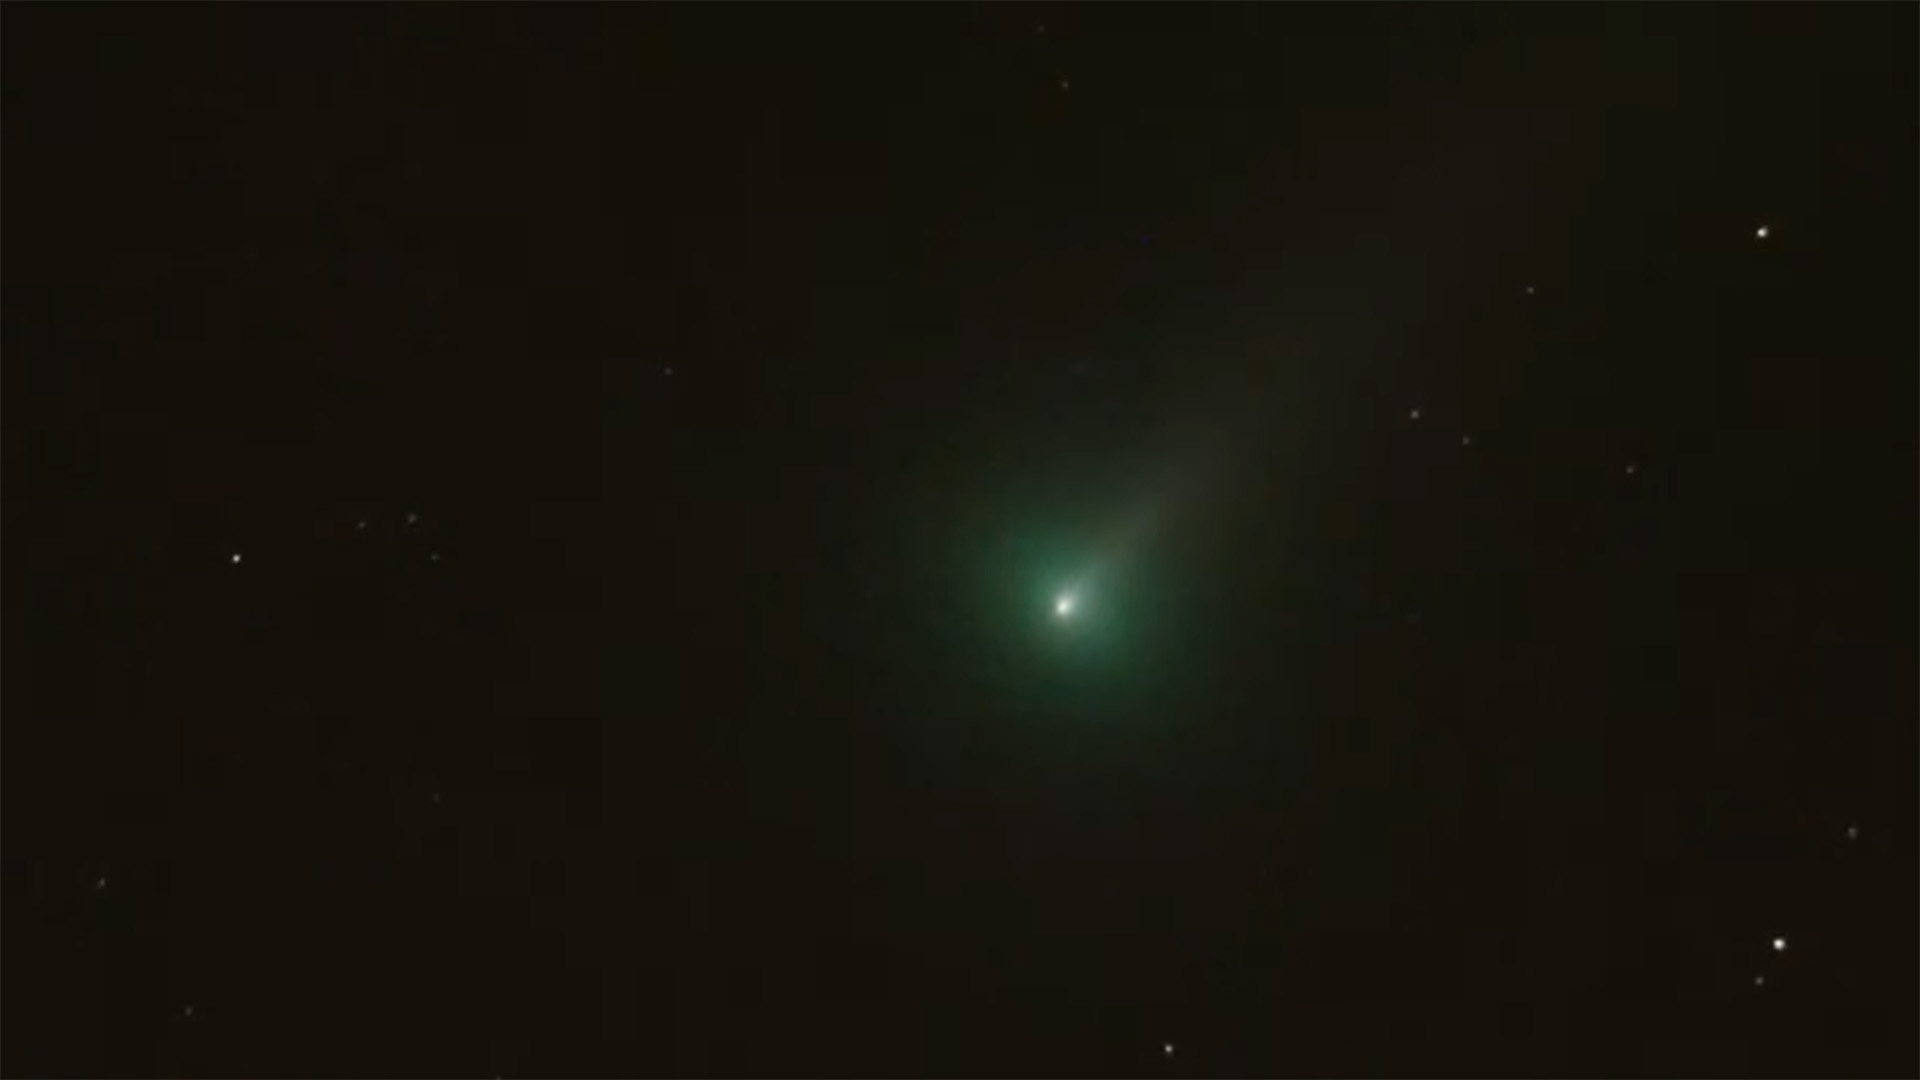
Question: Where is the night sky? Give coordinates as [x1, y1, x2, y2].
[5, 6, 1916, 1077]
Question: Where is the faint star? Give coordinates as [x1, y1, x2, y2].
[1754, 974, 1766, 987]
[430, 552, 441, 562]
[406, 512, 419, 526]
[182, 1005, 195, 1019]
[432, 791, 442, 805]
[1059, 77, 1071, 91]
[1772, 936, 1788, 952]
[1625, 463, 1637, 475]
[1461, 435, 1472, 447]
[1162, 1042, 1175, 1057]
[663, 366, 674, 376]
[1755, 224, 1769, 240]
[1524, 285, 1536, 296]
[1409, 408, 1421, 421]
[95, 876, 108, 890]
[356, 520, 368, 531]
[1846, 824, 1860, 840]
[1036, 22, 1046, 34]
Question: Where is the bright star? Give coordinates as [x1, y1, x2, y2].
[1755, 224, 1769, 240]
[1054, 594, 1077, 618]
[1772, 936, 1788, 952]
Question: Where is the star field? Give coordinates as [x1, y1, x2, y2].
[5, 6, 1915, 1078]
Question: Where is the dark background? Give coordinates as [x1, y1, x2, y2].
[5, 6, 1915, 1077]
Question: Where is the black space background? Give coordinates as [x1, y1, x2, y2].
[4, 6, 1915, 1078]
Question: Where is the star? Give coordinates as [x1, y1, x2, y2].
[1755, 224, 1770, 240]
[1523, 285, 1536, 296]
[1162, 1042, 1176, 1058]
[1409, 408, 1421, 421]
[230, 552, 242, 565]
[1059, 77, 1071, 92]
[1625, 463, 1637, 475]
[182, 1005, 195, 1019]
[430, 552, 441, 562]
[95, 876, 108, 890]
[1772, 936, 1788, 953]
[1754, 974, 1767, 988]
[1054, 593, 1077, 618]
[1846, 824, 1860, 841]
[406, 512, 419, 526]
[1461, 435, 1472, 447]
[356, 520, 368, 531]
[663, 366, 674, 376]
